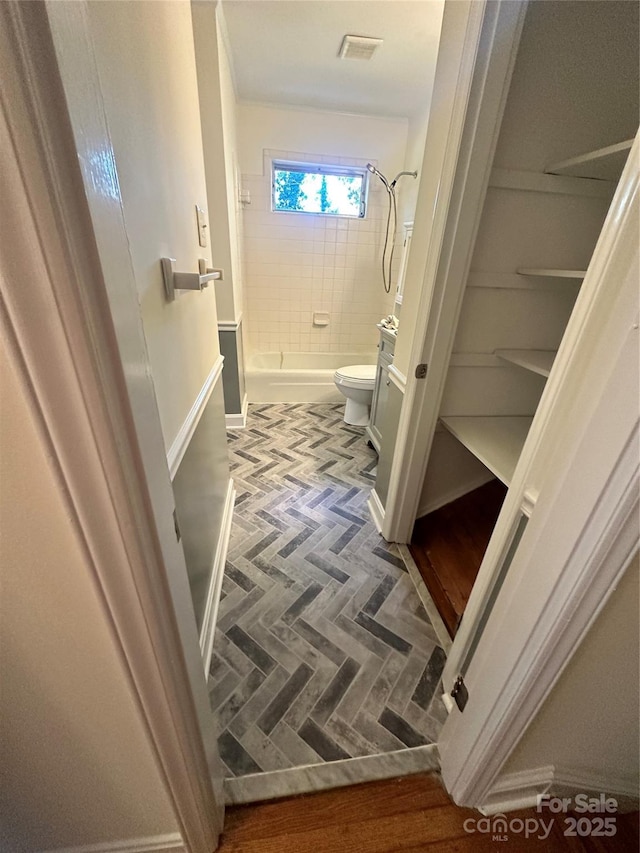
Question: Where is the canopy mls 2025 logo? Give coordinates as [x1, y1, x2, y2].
[462, 793, 619, 842]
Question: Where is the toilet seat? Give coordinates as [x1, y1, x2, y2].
[334, 364, 376, 390]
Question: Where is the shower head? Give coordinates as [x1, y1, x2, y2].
[366, 162, 391, 191]
[367, 164, 419, 296]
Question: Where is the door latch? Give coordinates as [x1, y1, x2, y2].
[451, 675, 469, 712]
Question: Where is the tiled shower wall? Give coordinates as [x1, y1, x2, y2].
[242, 150, 400, 355]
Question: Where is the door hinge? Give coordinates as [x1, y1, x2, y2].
[173, 509, 182, 542]
[415, 363, 428, 379]
[451, 675, 469, 712]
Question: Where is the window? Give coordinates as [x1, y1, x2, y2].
[272, 160, 367, 217]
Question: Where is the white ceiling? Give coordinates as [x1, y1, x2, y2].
[220, 1, 445, 120]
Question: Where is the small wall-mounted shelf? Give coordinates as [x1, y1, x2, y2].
[161, 257, 222, 302]
[440, 416, 533, 486]
[517, 268, 586, 279]
[495, 349, 556, 378]
[545, 139, 634, 182]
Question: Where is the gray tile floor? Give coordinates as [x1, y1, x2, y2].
[209, 403, 447, 777]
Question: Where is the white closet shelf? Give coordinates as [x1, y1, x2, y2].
[545, 139, 634, 182]
[517, 268, 586, 279]
[495, 349, 556, 378]
[440, 416, 533, 486]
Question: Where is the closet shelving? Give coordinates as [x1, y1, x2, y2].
[516, 268, 586, 279]
[440, 416, 533, 487]
[545, 138, 634, 182]
[413, 1, 637, 642]
[435, 141, 632, 499]
[494, 349, 556, 378]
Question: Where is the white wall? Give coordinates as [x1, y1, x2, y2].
[218, 10, 245, 321]
[392, 1, 467, 379]
[0, 343, 177, 852]
[89, 0, 221, 450]
[237, 103, 409, 355]
[493, 0, 639, 174]
[192, 2, 244, 324]
[501, 554, 639, 795]
[417, 429, 493, 517]
[238, 104, 408, 177]
[397, 112, 430, 231]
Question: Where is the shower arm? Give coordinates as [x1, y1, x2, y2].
[390, 170, 418, 189]
[366, 164, 418, 193]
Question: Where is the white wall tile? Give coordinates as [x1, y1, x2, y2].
[243, 148, 402, 354]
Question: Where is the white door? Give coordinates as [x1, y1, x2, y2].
[42, 1, 226, 847]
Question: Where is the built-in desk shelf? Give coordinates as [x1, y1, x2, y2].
[440, 416, 533, 486]
[545, 139, 634, 182]
[495, 349, 556, 378]
[517, 268, 586, 279]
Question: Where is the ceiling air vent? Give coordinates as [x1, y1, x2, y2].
[339, 35, 383, 61]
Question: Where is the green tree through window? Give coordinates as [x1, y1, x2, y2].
[273, 161, 365, 217]
[274, 169, 306, 211]
[318, 176, 339, 214]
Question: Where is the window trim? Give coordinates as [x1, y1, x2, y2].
[271, 159, 369, 218]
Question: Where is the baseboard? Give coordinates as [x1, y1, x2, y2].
[416, 472, 494, 519]
[225, 393, 248, 429]
[479, 766, 555, 814]
[199, 478, 235, 674]
[43, 834, 184, 853]
[552, 766, 640, 809]
[480, 764, 640, 815]
[367, 488, 385, 534]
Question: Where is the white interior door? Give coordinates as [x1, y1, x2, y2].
[41, 1, 226, 847]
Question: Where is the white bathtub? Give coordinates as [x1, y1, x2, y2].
[245, 352, 377, 403]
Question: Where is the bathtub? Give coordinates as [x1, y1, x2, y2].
[245, 352, 377, 403]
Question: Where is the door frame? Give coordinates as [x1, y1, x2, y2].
[381, 0, 528, 544]
[381, 0, 639, 805]
[438, 146, 639, 803]
[1, 3, 222, 850]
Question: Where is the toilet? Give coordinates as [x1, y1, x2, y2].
[334, 364, 377, 426]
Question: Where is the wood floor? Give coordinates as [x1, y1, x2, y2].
[217, 773, 639, 852]
[409, 480, 507, 638]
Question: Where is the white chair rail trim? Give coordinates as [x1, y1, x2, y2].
[217, 313, 243, 332]
[167, 355, 224, 480]
[388, 364, 407, 393]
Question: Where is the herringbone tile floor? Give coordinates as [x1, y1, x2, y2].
[209, 403, 447, 777]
